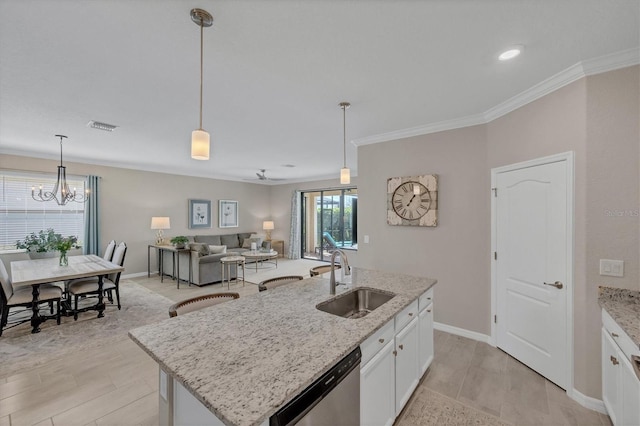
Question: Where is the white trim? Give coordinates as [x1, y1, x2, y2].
[434, 321, 492, 345]
[122, 271, 151, 279]
[569, 388, 607, 414]
[353, 49, 639, 147]
[352, 113, 486, 147]
[490, 151, 575, 399]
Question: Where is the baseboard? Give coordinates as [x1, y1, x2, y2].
[569, 388, 607, 414]
[434, 322, 492, 345]
[122, 271, 151, 279]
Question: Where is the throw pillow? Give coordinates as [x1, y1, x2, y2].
[242, 237, 263, 249]
[189, 243, 210, 257]
[208, 245, 227, 254]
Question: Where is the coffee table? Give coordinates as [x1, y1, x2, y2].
[243, 250, 278, 272]
[220, 256, 245, 289]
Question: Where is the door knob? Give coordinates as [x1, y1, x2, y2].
[610, 355, 619, 366]
[543, 281, 563, 289]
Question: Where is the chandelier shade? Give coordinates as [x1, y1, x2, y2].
[32, 135, 88, 206]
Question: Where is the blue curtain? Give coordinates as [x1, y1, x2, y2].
[83, 175, 101, 255]
[287, 190, 301, 259]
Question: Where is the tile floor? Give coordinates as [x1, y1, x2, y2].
[2, 259, 610, 426]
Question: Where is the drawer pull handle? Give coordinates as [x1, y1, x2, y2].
[378, 338, 385, 344]
[427, 297, 432, 300]
[399, 344, 404, 350]
[610, 355, 619, 366]
[611, 332, 619, 338]
[393, 350, 397, 356]
[408, 313, 414, 317]
[427, 309, 432, 313]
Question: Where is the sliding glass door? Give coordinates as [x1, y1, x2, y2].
[300, 188, 357, 261]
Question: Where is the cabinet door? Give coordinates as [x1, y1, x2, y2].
[419, 303, 434, 376]
[602, 328, 621, 425]
[620, 354, 640, 426]
[360, 341, 395, 426]
[395, 317, 419, 415]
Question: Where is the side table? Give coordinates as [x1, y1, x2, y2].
[269, 240, 285, 258]
[148, 245, 192, 289]
[220, 256, 245, 289]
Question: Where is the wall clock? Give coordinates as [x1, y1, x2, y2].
[387, 174, 438, 226]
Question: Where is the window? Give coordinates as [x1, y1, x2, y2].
[0, 170, 86, 250]
[301, 188, 357, 261]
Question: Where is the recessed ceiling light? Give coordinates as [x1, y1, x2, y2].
[87, 120, 118, 132]
[498, 45, 524, 61]
[282, 164, 296, 168]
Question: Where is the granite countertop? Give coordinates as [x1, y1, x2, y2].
[129, 267, 437, 426]
[598, 286, 640, 350]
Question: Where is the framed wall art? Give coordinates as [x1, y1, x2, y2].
[189, 199, 211, 229]
[219, 200, 239, 228]
[387, 174, 438, 227]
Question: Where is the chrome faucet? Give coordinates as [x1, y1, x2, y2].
[329, 249, 351, 295]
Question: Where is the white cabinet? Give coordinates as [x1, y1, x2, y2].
[360, 287, 435, 425]
[360, 341, 395, 426]
[395, 316, 419, 414]
[418, 289, 434, 375]
[601, 309, 640, 426]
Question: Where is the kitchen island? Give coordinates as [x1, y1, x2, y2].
[129, 267, 437, 426]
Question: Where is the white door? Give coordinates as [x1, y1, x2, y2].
[602, 329, 621, 424]
[360, 341, 395, 426]
[395, 318, 419, 415]
[418, 303, 434, 375]
[495, 157, 570, 389]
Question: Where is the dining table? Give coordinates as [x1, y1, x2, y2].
[10, 254, 125, 333]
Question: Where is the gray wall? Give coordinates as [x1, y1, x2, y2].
[356, 65, 639, 399]
[0, 155, 271, 276]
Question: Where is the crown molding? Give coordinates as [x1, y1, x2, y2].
[354, 48, 640, 146]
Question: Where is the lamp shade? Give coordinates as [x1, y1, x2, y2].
[340, 167, 351, 185]
[191, 130, 210, 160]
[151, 217, 171, 230]
[262, 221, 275, 231]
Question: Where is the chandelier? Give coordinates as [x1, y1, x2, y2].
[339, 102, 351, 184]
[32, 135, 88, 205]
[190, 8, 213, 160]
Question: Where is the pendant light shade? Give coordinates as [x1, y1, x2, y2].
[339, 102, 351, 184]
[191, 129, 210, 160]
[190, 8, 213, 160]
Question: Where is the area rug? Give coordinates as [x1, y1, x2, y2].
[0, 279, 172, 377]
[398, 387, 513, 426]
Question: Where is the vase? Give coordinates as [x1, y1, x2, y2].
[59, 251, 68, 266]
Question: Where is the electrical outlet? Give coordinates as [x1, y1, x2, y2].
[600, 259, 624, 277]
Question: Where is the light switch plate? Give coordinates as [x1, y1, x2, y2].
[364, 235, 370, 243]
[600, 259, 624, 277]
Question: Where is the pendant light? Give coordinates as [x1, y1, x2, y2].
[339, 101, 351, 184]
[190, 8, 213, 160]
[32, 135, 88, 205]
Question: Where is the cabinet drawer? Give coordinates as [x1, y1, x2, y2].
[396, 300, 419, 333]
[419, 288, 434, 312]
[361, 319, 395, 366]
[602, 309, 639, 360]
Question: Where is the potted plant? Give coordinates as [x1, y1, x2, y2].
[16, 228, 58, 258]
[170, 236, 189, 249]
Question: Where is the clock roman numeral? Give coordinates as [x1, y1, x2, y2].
[408, 211, 414, 219]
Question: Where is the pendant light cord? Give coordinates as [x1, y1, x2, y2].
[199, 19, 204, 130]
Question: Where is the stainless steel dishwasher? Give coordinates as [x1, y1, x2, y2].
[270, 347, 361, 426]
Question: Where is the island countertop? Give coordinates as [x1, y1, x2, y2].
[598, 286, 640, 350]
[129, 267, 437, 426]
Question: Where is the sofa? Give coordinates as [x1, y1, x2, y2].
[162, 232, 271, 286]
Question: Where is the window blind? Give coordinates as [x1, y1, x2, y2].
[0, 170, 86, 250]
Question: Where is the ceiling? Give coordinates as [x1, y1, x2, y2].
[0, 1, 638, 184]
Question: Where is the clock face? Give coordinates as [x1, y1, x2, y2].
[387, 174, 438, 227]
[391, 182, 431, 220]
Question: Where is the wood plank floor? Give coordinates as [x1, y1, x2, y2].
[2, 259, 610, 425]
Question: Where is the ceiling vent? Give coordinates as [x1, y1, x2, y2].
[87, 120, 118, 132]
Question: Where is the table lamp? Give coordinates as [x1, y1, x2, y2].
[263, 221, 274, 241]
[151, 217, 171, 244]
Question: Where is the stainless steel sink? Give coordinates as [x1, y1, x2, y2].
[316, 287, 395, 319]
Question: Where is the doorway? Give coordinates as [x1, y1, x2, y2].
[491, 152, 574, 391]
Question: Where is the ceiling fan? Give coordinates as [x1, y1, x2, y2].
[249, 169, 285, 181]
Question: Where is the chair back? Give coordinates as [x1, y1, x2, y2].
[0, 260, 14, 304]
[169, 292, 239, 317]
[258, 275, 304, 292]
[310, 264, 340, 277]
[107, 242, 127, 283]
[322, 232, 339, 250]
[103, 240, 116, 261]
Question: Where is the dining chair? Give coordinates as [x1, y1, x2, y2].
[103, 239, 117, 262]
[0, 260, 62, 336]
[169, 292, 239, 317]
[258, 275, 304, 292]
[68, 242, 127, 320]
[309, 264, 340, 277]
